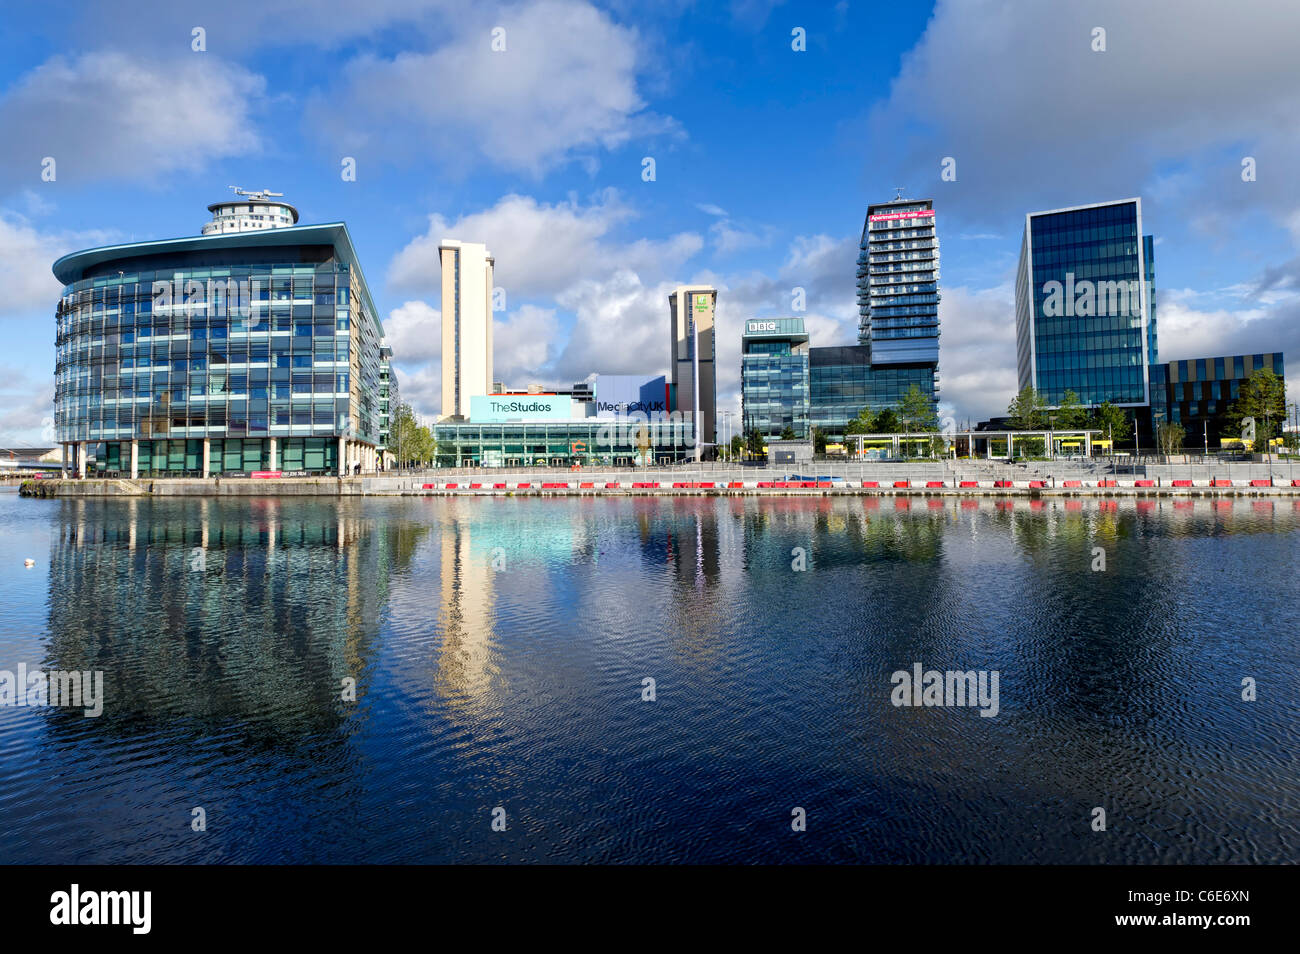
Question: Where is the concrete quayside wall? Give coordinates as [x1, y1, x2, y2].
[20, 466, 1300, 498]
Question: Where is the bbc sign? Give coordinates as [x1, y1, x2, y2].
[747, 321, 778, 333]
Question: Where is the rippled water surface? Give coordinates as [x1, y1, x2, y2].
[1, 489, 1297, 863]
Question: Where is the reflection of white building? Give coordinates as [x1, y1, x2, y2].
[439, 240, 495, 421]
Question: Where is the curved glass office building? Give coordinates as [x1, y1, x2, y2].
[53, 202, 392, 477]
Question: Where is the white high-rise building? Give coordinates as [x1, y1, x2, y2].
[439, 240, 495, 420]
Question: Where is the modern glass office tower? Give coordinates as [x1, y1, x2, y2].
[1149, 352, 1285, 448]
[53, 201, 391, 477]
[741, 319, 937, 440]
[857, 197, 940, 380]
[740, 318, 810, 438]
[1015, 198, 1157, 408]
[809, 346, 935, 436]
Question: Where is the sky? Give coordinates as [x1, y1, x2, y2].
[2, 0, 1299, 444]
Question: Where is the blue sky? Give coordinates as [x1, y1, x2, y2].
[3, 0, 1299, 443]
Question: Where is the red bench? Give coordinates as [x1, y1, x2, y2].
[516, 482, 531, 489]
[1172, 479, 1192, 487]
[1063, 480, 1082, 488]
[421, 483, 436, 489]
[1250, 479, 1273, 487]
[579, 482, 594, 489]
[959, 480, 979, 488]
[1097, 479, 1118, 488]
[605, 482, 621, 489]
[1134, 479, 1154, 487]
[494, 482, 507, 489]
[1211, 479, 1232, 487]
[894, 480, 910, 488]
[632, 482, 659, 489]
[926, 481, 945, 488]
[994, 480, 1012, 488]
[816, 482, 832, 489]
[470, 483, 483, 489]
[444, 483, 458, 489]
[728, 481, 743, 489]
[1029, 480, 1046, 488]
[862, 481, 879, 488]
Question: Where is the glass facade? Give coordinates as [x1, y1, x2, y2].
[809, 347, 935, 437]
[857, 198, 940, 387]
[741, 318, 810, 438]
[740, 317, 936, 441]
[1017, 199, 1156, 407]
[432, 420, 696, 467]
[53, 224, 387, 475]
[1153, 352, 1284, 447]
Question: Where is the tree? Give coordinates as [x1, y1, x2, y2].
[1157, 421, 1185, 456]
[1053, 389, 1089, 429]
[812, 427, 827, 455]
[729, 434, 744, 460]
[745, 427, 766, 459]
[898, 384, 939, 432]
[844, 406, 877, 436]
[1007, 385, 1044, 431]
[387, 401, 422, 467]
[874, 408, 900, 433]
[1089, 401, 1131, 447]
[780, 425, 796, 440]
[1229, 367, 1286, 453]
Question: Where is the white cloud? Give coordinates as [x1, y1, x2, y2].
[0, 363, 54, 446]
[0, 214, 116, 319]
[495, 304, 561, 385]
[383, 300, 442, 365]
[865, 0, 1300, 231]
[388, 190, 702, 299]
[0, 52, 264, 183]
[308, 0, 677, 175]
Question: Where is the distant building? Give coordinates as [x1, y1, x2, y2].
[439, 240, 495, 421]
[668, 285, 717, 458]
[740, 318, 810, 438]
[741, 315, 937, 441]
[1150, 352, 1285, 448]
[857, 196, 940, 392]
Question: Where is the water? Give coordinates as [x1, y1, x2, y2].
[1, 489, 1296, 863]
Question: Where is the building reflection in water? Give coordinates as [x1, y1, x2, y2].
[43, 497, 426, 745]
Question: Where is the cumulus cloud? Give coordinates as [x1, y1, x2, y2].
[0, 52, 264, 184]
[308, 0, 677, 175]
[388, 190, 702, 299]
[0, 214, 117, 319]
[0, 363, 54, 446]
[863, 0, 1300, 233]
